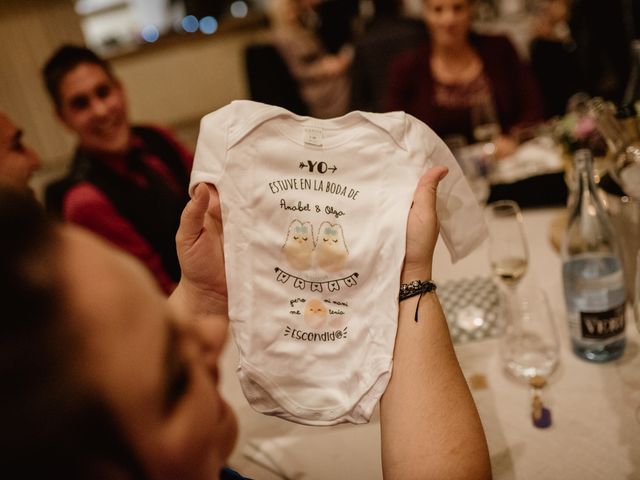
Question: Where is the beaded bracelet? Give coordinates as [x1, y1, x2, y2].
[399, 279, 437, 301]
[399, 279, 437, 322]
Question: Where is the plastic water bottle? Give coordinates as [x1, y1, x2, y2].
[562, 149, 626, 362]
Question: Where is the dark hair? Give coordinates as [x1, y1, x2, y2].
[0, 187, 146, 479]
[373, 0, 401, 15]
[42, 44, 115, 109]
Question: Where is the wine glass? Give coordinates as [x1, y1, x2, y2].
[486, 200, 529, 338]
[501, 287, 560, 428]
[445, 134, 490, 206]
[471, 98, 501, 144]
[486, 200, 529, 294]
[501, 287, 559, 382]
[614, 144, 640, 198]
[459, 148, 491, 206]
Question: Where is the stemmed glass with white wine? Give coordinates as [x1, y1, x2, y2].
[486, 200, 528, 296]
[453, 199, 527, 334]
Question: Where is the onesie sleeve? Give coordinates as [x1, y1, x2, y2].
[407, 115, 488, 263]
[189, 106, 231, 195]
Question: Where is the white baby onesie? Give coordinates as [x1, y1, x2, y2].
[190, 100, 486, 425]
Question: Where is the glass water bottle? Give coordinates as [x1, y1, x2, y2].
[562, 149, 627, 362]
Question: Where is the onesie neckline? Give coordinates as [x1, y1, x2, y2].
[272, 113, 367, 150]
[225, 101, 409, 152]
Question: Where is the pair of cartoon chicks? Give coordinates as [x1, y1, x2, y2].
[283, 220, 349, 273]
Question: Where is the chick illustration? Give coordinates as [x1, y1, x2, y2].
[282, 220, 314, 271]
[304, 298, 328, 329]
[314, 221, 349, 272]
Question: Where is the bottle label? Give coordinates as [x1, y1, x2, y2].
[580, 303, 626, 339]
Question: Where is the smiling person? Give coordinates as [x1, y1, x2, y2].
[384, 0, 543, 158]
[0, 166, 490, 479]
[0, 110, 41, 191]
[42, 45, 193, 295]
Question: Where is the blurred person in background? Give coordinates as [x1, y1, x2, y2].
[530, 0, 636, 118]
[384, 0, 543, 158]
[0, 110, 41, 192]
[42, 45, 193, 295]
[312, 0, 360, 54]
[268, 0, 354, 118]
[0, 167, 491, 479]
[529, 0, 582, 118]
[350, 0, 427, 112]
[569, 0, 632, 104]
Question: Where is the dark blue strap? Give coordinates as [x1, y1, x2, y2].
[220, 466, 252, 480]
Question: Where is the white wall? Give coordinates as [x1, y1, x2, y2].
[0, 0, 84, 171]
[0, 0, 269, 182]
[112, 27, 269, 130]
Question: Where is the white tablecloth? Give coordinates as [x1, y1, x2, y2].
[219, 207, 640, 479]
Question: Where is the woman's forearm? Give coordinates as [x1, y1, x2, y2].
[380, 273, 491, 480]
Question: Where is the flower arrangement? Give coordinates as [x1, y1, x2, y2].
[550, 109, 607, 156]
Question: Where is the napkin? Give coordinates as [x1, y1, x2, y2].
[489, 136, 564, 185]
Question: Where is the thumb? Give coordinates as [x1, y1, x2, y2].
[177, 183, 209, 245]
[414, 166, 448, 210]
[205, 183, 222, 223]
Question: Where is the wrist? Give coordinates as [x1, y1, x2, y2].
[170, 280, 228, 318]
[401, 264, 432, 284]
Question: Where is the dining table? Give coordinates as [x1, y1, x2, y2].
[218, 205, 640, 479]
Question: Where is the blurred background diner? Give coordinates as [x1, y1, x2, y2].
[0, 110, 41, 192]
[41, 44, 193, 295]
[2, 0, 640, 477]
[266, 0, 354, 118]
[2, 0, 639, 195]
[384, 0, 544, 159]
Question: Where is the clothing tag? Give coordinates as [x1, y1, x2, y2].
[303, 127, 323, 146]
